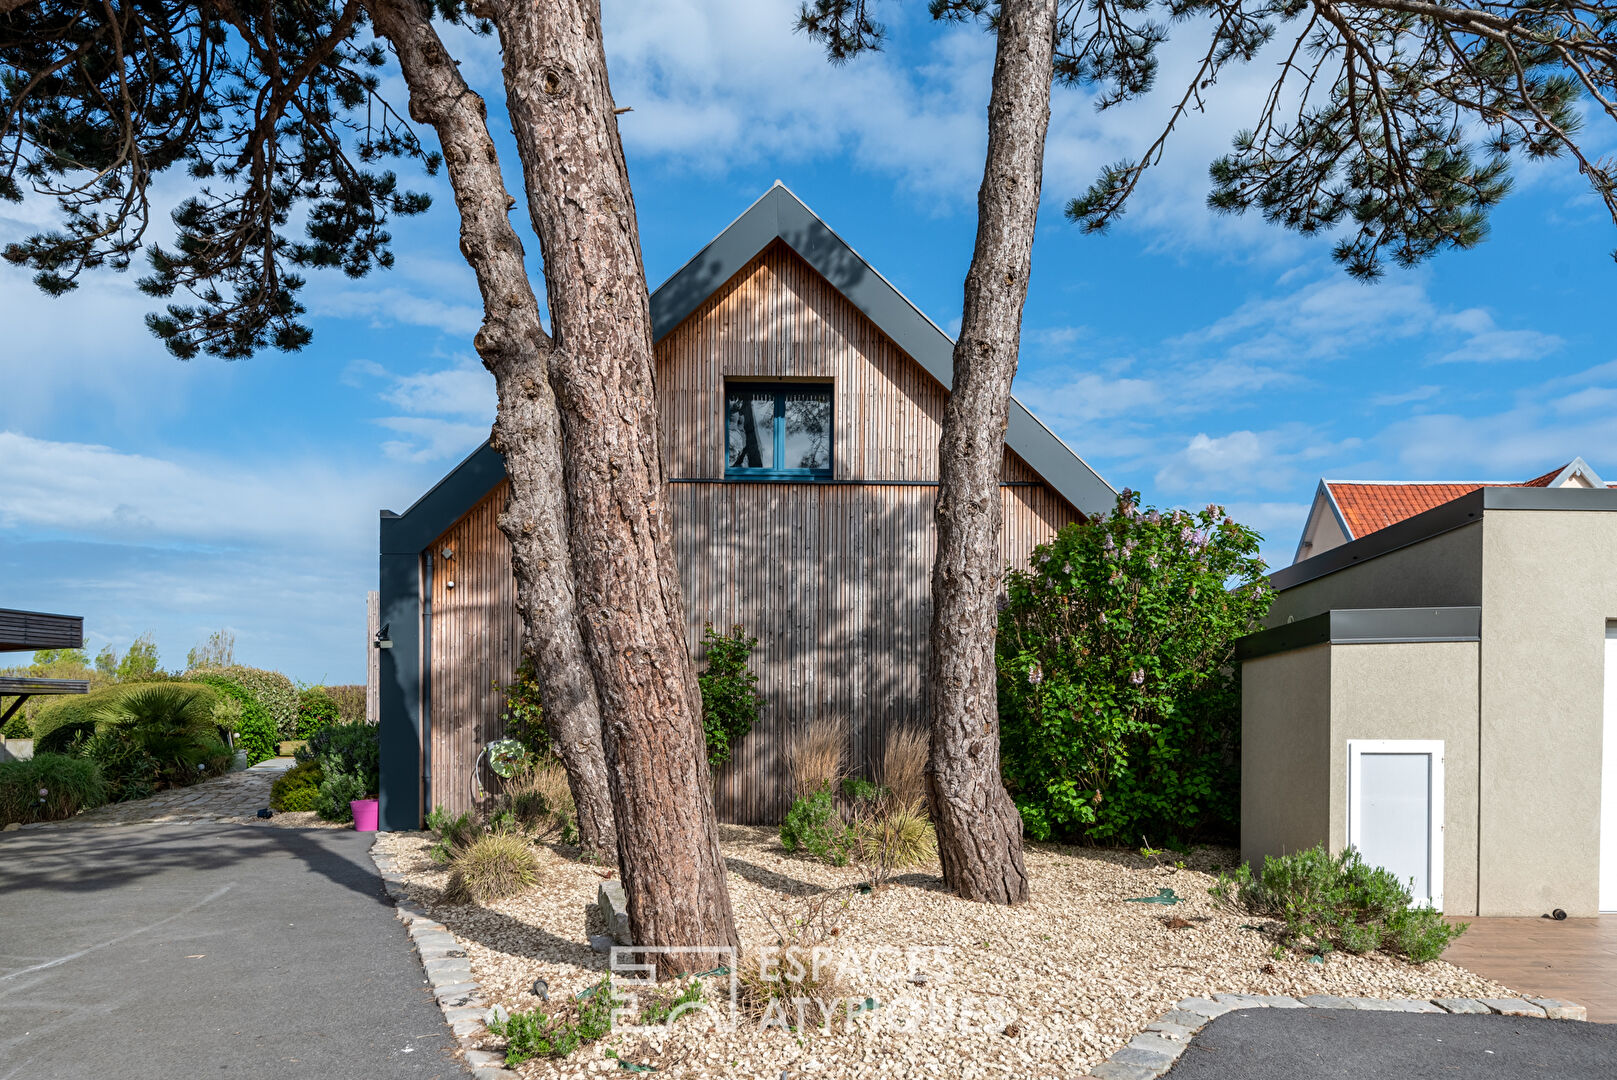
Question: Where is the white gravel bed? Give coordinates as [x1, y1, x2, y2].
[373, 826, 1511, 1079]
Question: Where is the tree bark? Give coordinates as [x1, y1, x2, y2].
[364, 0, 616, 863]
[926, 0, 1057, 905]
[487, 0, 739, 973]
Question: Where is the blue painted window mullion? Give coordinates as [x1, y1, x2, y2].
[773, 394, 786, 470]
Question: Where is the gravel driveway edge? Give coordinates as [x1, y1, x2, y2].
[373, 841, 521, 1080]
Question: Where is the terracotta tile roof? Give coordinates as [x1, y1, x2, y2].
[1325, 462, 1574, 538]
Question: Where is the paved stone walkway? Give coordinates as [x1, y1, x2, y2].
[20, 758, 295, 829]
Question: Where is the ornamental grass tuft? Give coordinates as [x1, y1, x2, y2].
[443, 830, 541, 905]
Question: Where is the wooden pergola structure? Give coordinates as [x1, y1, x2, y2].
[1, 608, 90, 728]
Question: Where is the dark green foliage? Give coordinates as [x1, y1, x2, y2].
[496, 665, 551, 760]
[486, 978, 624, 1064]
[303, 721, 380, 821]
[77, 683, 231, 796]
[32, 684, 130, 753]
[997, 492, 1270, 845]
[779, 788, 851, 865]
[0, 0, 439, 359]
[78, 729, 161, 802]
[800, 2, 1617, 274]
[426, 805, 479, 864]
[1211, 845, 1466, 963]
[270, 759, 325, 812]
[296, 687, 341, 739]
[840, 776, 883, 805]
[0, 753, 107, 825]
[189, 675, 278, 765]
[697, 624, 764, 769]
[1, 711, 31, 738]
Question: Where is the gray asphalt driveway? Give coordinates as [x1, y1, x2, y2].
[0, 823, 468, 1080]
[1164, 1007, 1617, 1080]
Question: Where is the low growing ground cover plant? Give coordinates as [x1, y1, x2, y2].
[0, 753, 108, 825]
[998, 491, 1270, 846]
[697, 623, 764, 769]
[1210, 845, 1466, 963]
[486, 977, 623, 1064]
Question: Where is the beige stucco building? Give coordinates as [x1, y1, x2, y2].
[1238, 486, 1617, 917]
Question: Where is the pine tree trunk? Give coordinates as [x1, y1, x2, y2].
[365, 0, 616, 863]
[926, 0, 1057, 906]
[488, 0, 739, 972]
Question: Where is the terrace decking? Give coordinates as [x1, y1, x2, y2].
[1444, 916, 1617, 1023]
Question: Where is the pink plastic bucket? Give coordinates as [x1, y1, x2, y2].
[351, 798, 379, 832]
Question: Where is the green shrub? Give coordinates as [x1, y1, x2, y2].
[1210, 845, 1466, 963]
[486, 977, 622, 1064]
[316, 770, 367, 822]
[324, 684, 366, 725]
[851, 798, 936, 869]
[698, 624, 763, 769]
[1, 710, 31, 738]
[840, 776, 882, 804]
[191, 665, 297, 740]
[997, 491, 1271, 845]
[303, 721, 380, 821]
[779, 788, 851, 865]
[443, 830, 540, 905]
[189, 674, 278, 765]
[77, 684, 230, 796]
[0, 753, 108, 825]
[496, 665, 551, 760]
[270, 759, 325, 812]
[296, 687, 341, 739]
[426, 805, 480, 864]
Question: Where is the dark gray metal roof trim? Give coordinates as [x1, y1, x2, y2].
[1269, 490, 1485, 592]
[1271, 485, 1617, 592]
[380, 441, 506, 555]
[1236, 607, 1481, 661]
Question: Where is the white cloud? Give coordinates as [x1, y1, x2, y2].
[376, 416, 490, 463]
[0, 431, 396, 550]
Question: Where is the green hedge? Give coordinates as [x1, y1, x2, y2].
[0, 753, 108, 825]
[296, 687, 341, 739]
[188, 674, 278, 765]
[190, 665, 297, 740]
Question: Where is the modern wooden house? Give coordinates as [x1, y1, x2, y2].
[376, 184, 1114, 829]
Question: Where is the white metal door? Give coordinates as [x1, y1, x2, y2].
[1602, 623, 1616, 913]
[1348, 740, 1444, 910]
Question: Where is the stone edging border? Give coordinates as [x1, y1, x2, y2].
[1086, 992, 1589, 1080]
[371, 842, 520, 1080]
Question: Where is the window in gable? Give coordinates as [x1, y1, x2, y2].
[725, 382, 832, 478]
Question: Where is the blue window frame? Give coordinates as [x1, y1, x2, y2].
[725, 382, 833, 479]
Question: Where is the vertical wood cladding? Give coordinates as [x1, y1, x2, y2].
[425, 241, 1080, 821]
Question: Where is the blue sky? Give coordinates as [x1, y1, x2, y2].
[2, 1, 1614, 682]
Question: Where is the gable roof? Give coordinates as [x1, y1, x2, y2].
[1317, 456, 1606, 544]
[384, 183, 1115, 549]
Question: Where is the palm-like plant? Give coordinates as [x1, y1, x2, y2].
[92, 685, 231, 786]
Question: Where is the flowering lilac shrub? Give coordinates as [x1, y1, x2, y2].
[997, 491, 1270, 845]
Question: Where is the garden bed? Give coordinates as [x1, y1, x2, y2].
[373, 827, 1512, 1079]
